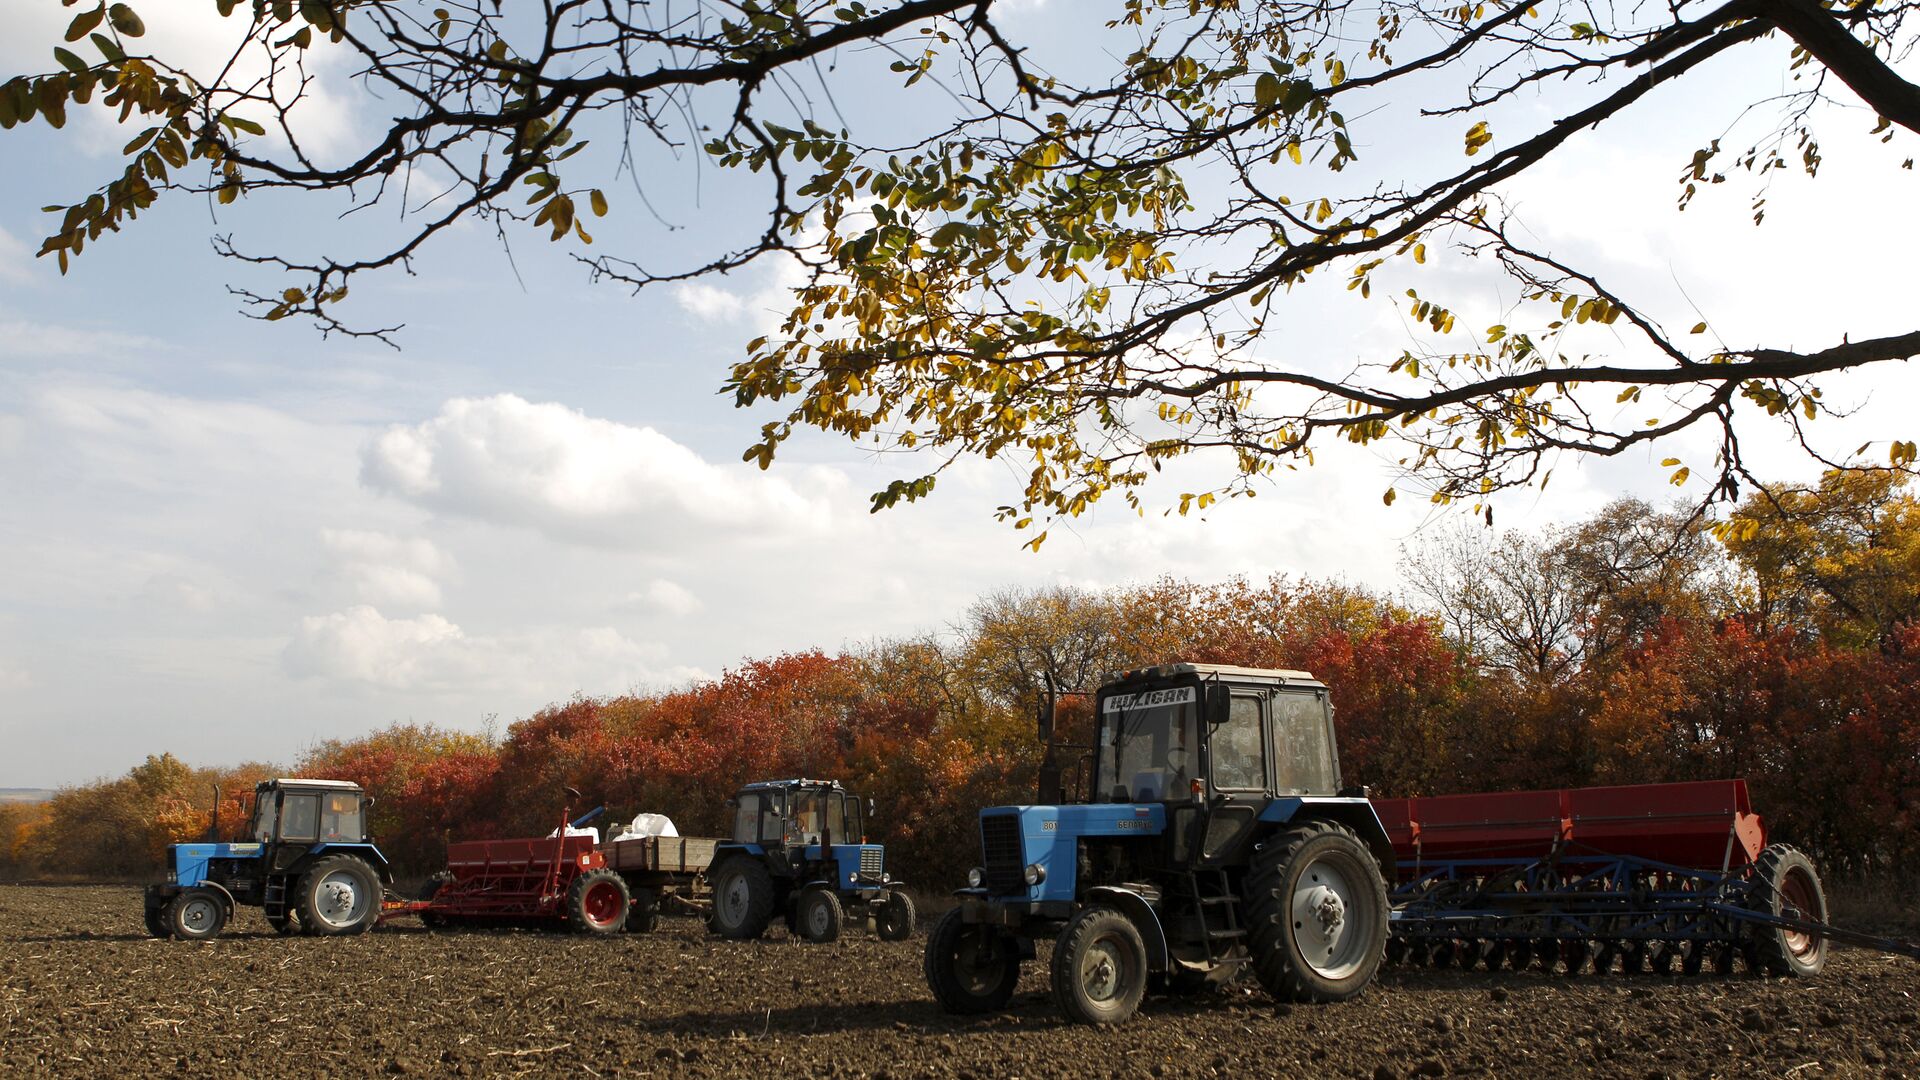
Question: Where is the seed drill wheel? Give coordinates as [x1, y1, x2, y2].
[1507, 939, 1534, 971]
[709, 857, 775, 940]
[167, 887, 228, 941]
[874, 889, 917, 941]
[1051, 906, 1149, 1025]
[1244, 820, 1390, 1003]
[1750, 845, 1829, 977]
[923, 908, 1020, 1015]
[568, 869, 631, 934]
[797, 888, 845, 944]
[296, 856, 381, 936]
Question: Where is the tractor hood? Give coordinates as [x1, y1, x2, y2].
[975, 804, 1166, 903]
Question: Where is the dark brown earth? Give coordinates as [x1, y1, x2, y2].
[4, 884, 1917, 1078]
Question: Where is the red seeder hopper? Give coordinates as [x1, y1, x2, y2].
[1372, 779, 1918, 976]
[383, 807, 633, 934]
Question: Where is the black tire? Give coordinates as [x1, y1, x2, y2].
[1243, 820, 1390, 1003]
[875, 890, 917, 941]
[710, 857, 776, 940]
[797, 888, 844, 944]
[418, 873, 452, 930]
[267, 911, 299, 935]
[1749, 844, 1828, 977]
[295, 855, 381, 936]
[567, 869, 630, 934]
[923, 907, 1020, 1015]
[1152, 963, 1221, 997]
[143, 902, 172, 940]
[1051, 906, 1149, 1025]
[625, 888, 660, 933]
[167, 887, 228, 941]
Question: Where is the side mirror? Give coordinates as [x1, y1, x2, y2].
[362, 795, 376, 810]
[1204, 683, 1232, 725]
[724, 798, 739, 810]
[867, 798, 876, 817]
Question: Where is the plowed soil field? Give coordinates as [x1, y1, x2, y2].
[3, 884, 1916, 1078]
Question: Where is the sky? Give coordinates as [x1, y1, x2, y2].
[0, 1, 1915, 786]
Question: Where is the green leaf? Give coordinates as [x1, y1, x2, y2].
[66, 6, 105, 43]
[53, 48, 90, 76]
[1255, 72, 1280, 108]
[107, 4, 145, 38]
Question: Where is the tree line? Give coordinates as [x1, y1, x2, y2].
[4, 470, 1916, 886]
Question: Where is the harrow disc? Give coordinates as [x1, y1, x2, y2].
[1647, 943, 1674, 976]
[1507, 939, 1534, 971]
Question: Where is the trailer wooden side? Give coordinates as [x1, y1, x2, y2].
[602, 835, 720, 875]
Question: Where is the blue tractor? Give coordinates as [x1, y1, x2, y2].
[706, 778, 916, 943]
[924, 663, 1396, 1024]
[143, 778, 393, 940]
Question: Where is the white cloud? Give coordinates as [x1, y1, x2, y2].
[619, 579, 703, 617]
[0, 319, 167, 360]
[673, 282, 748, 322]
[359, 394, 841, 546]
[0, 227, 32, 284]
[321, 529, 452, 609]
[282, 605, 700, 694]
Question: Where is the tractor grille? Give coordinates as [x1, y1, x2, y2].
[979, 814, 1026, 895]
[860, 847, 884, 876]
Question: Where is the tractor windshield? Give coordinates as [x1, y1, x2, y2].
[248, 792, 277, 842]
[789, 788, 855, 845]
[1096, 686, 1198, 803]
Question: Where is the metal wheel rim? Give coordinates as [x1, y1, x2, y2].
[1079, 934, 1133, 1003]
[807, 896, 833, 937]
[719, 874, 751, 925]
[1780, 867, 1820, 958]
[312, 869, 369, 929]
[952, 931, 1008, 994]
[1291, 852, 1367, 979]
[179, 896, 219, 934]
[583, 881, 624, 927]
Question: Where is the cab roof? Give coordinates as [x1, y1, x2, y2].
[1106, 662, 1324, 689]
[260, 778, 365, 791]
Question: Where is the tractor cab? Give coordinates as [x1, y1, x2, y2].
[927, 663, 1395, 1026]
[143, 778, 391, 941]
[708, 778, 916, 944]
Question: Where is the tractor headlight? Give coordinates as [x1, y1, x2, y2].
[166, 869, 176, 884]
[1024, 863, 1046, 886]
[967, 867, 985, 888]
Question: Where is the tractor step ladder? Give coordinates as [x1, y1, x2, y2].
[1189, 868, 1249, 967]
[263, 876, 288, 919]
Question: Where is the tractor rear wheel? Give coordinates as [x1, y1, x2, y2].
[625, 887, 660, 933]
[296, 855, 381, 936]
[1243, 820, 1390, 1003]
[1051, 906, 1148, 1025]
[710, 857, 776, 940]
[875, 890, 917, 941]
[568, 869, 630, 934]
[167, 888, 227, 941]
[1750, 844, 1828, 977]
[923, 908, 1020, 1015]
[143, 902, 172, 939]
[267, 911, 300, 935]
[417, 873, 452, 930]
[797, 888, 844, 943]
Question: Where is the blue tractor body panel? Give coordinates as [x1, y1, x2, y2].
[978, 804, 1167, 904]
[170, 842, 263, 887]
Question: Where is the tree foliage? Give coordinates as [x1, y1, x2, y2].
[6, 0, 1919, 532]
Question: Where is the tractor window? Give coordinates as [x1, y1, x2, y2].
[1097, 693, 1197, 803]
[759, 791, 787, 844]
[249, 795, 277, 843]
[732, 794, 761, 843]
[320, 793, 362, 842]
[1272, 692, 1337, 794]
[279, 794, 319, 842]
[1211, 696, 1267, 791]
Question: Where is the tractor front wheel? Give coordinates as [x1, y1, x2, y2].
[143, 901, 172, 939]
[710, 858, 776, 940]
[1051, 906, 1149, 1025]
[296, 856, 381, 936]
[167, 887, 228, 941]
[797, 888, 844, 943]
[1243, 820, 1389, 1003]
[568, 869, 630, 934]
[875, 890, 917, 941]
[923, 908, 1020, 1015]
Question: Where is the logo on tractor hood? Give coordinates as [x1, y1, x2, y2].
[1102, 686, 1196, 713]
